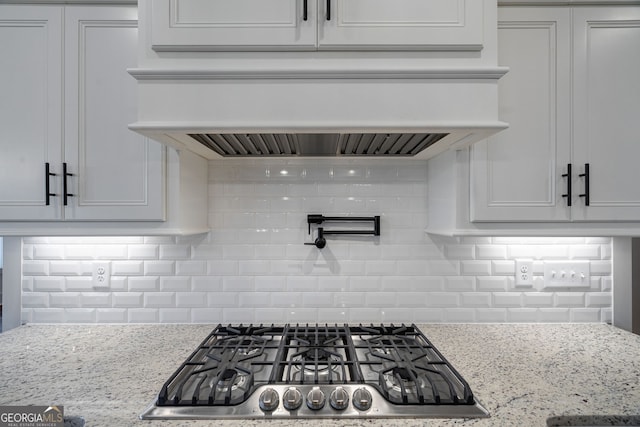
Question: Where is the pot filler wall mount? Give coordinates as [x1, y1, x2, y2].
[305, 214, 380, 249]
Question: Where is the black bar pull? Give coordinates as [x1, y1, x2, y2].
[579, 163, 590, 206]
[561, 163, 572, 207]
[45, 163, 57, 206]
[303, 0, 308, 21]
[63, 162, 74, 206]
[326, 0, 331, 20]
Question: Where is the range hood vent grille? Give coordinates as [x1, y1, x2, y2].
[188, 133, 449, 157]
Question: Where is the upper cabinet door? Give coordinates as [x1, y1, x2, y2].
[0, 6, 63, 221]
[572, 7, 640, 221]
[470, 7, 572, 222]
[150, 0, 317, 51]
[63, 6, 165, 221]
[318, 0, 484, 51]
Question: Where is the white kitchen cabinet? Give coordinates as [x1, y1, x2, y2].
[63, 6, 164, 221]
[471, 5, 640, 223]
[471, 7, 572, 222]
[0, 5, 164, 222]
[148, 0, 484, 51]
[0, 6, 63, 221]
[571, 7, 640, 221]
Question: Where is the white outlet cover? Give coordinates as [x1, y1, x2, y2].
[515, 259, 534, 286]
[92, 261, 111, 288]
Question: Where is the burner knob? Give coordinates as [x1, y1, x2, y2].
[259, 388, 279, 412]
[306, 387, 326, 410]
[329, 387, 350, 411]
[282, 387, 303, 411]
[352, 388, 373, 411]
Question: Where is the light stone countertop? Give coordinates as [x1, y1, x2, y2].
[0, 323, 639, 427]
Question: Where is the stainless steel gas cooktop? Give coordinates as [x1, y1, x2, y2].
[140, 324, 489, 420]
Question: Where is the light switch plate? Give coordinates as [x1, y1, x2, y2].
[543, 261, 590, 287]
[515, 259, 534, 286]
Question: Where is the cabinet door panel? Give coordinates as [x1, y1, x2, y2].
[572, 7, 640, 221]
[471, 8, 571, 222]
[0, 7, 63, 220]
[64, 7, 165, 221]
[318, 0, 483, 50]
[150, 0, 316, 51]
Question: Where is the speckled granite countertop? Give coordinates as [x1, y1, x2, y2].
[0, 323, 639, 427]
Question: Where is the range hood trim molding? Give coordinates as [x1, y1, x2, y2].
[129, 66, 509, 81]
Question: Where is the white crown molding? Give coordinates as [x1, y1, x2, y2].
[499, 0, 640, 5]
[128, 67, 510, 81]
[0, 0, 136, 4]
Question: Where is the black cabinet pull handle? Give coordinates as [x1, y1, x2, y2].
[303, 0, 308, 21]
[326, 0, 331, 20]
[63, 162, 74, 206]
[45, 162, 57, 206]
[561, 163, 572, 207]
[579, 163, 590, 206]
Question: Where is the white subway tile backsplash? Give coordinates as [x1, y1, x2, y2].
[160, 276, 191, 292]
[160, 309, 191, 323]
[33, 245, 65, 260]
[159, 244, 190, 260]
[461, 261, 492, 276]
[494, 293, 522, 307]
[538, 308, 571, 322]
[523, 292, 554, 307]
[585, 293, 612, 307]
[507, 308, 538, 322]
[96, 309, 127, 323]
[21, 159, 613, 325]
[33, 308, 66, 323]
[476, 308, 507, 323]
[443, 309, 475, 323]
[144, 293, 176, 308]
[33, 277, 65, 292]
[23, 261, 49, 276]
[128, 277, 160, 292]
[571, 308, 602, 322]
[460, 293, 492, 307]
[176, 292, 208, 308]
[477, 277, 508, 292]
[128, 308, 159, 323]
[50, 292, 81, 308]
[113, 292, 143, 307]
[191, 308, 223, 323]
[65, 308, 96, 323]
[22, 293, 49, 308]
[81, 293, 111, 307]
[492, 260, 516, 275]
[144, 261, 175, 276]
[112, 261, 144, 276]
[127, 244, 159, 260]
[476, 245, 507, 260]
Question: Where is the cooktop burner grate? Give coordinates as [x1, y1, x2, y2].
[143, 324, 489, 420]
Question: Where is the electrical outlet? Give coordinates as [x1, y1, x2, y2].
[92, 262, 111, 288]
[515, 259, 534, 286]
[543, 261, 590, 287]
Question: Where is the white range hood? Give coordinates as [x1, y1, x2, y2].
[130, 0, 508, 160]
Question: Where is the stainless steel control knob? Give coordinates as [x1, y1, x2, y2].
[259, 388, 279, 412]
[306, 387, 326, 410]
[282, 387, 303, 410]
[329, 386, 350, 410]
[352, 387, 373, 411]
